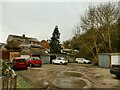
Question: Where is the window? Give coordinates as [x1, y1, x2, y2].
[17, 59, 26, 62]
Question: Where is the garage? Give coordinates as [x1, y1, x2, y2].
[98, 53, 120, 68]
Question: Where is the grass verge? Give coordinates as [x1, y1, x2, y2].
[17, 76, 33, 88]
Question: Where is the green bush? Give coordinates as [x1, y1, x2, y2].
[2, 61, 14, 77]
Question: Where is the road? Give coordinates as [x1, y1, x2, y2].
[15, 63, 120, 89]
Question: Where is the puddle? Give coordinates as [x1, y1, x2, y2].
[53, 71, 92, 88]
[53, 78, 86, 88]
[64, 71, 82, 77]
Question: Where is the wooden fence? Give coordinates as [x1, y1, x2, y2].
[2, 60, 17, 90]
[2, 75, 17, 90]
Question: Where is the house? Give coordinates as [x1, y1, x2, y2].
[0, 43, 5, 59]
[6, 34, 41, 57]
[39, 40, 51, 63]
[6, 34, 39, 47]
[20, 44, 41, 57]
[98, 53, 120, 68]
[0, 43, 7, 51]
[0, 43, 7, 60]
[61, 49, 76, 63]
[0, 43, 20, 60]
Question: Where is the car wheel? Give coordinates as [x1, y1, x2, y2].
[83, 62, 86, 64]
[60, 62, 63, 65]
[25, 67, 28, 70]
[116, 75, 120, 79]
[75, 61, 78, 63]
[39, 64, 42, 67]
[88, 62, 91, 64]
[29, 63, 32, 67]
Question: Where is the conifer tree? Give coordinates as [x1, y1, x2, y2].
[49, 26, 61, 53]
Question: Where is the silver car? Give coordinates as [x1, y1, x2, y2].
[75, 58, 91, 64]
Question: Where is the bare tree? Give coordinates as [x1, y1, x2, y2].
[74, 3, 119, 62]
[96, 3, 119, 52]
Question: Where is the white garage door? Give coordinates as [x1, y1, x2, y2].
[111, 55, 120, 65]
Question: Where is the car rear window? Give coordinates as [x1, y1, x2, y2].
[16, 59, 26, 62]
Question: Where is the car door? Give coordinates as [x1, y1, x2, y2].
[79, 59, 84, 63]
[53, 59, 58, 64]
[54, 58, 61, 64]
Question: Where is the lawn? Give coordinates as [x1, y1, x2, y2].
[17, 76, 33, 88]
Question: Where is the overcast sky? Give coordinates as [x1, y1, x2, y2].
[0, 0, 119, 43]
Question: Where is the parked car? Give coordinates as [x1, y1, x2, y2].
[110, 65, 120, 78]
[52, 57, 68, 65]
[75, 58, 91, 64]
[26, 57, 42, 67]
[12, 57, 28, 70]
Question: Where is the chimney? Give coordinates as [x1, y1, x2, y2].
[23, 34, 25, 37]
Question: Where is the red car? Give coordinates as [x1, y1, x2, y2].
[26, 57, 42, 67]
[12, 57, 28, 70]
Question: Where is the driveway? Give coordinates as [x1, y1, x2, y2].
[15, 63, 120, 89]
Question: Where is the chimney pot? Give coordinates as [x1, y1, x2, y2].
[23, 34, 25, 37]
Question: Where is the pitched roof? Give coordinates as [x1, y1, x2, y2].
[26, 37, 38, 42]
[0, 43, 5, 49]
[0, 43, 6, 51]
[7, 34, 38, 42]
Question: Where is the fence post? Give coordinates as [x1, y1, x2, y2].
[10, 77, 13, 89]
[2, 74, 17, 90]
[2, 76, 5, 89]
[14, 75, 17, 90]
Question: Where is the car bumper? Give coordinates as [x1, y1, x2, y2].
[34, 64, 42, 66]
[13, 65, 28, 69]
[53, 62, 68, 65]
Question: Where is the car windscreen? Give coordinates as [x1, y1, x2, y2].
[77, 58, 83, 60]
[32, 57, 40, 60]
[57, 58, 61, 60]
